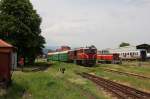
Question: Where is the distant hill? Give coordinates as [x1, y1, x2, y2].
[46, 46, 59, 50]
[42, 46, 58, 54]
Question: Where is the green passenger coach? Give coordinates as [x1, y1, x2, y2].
[47, 51, 69, 62]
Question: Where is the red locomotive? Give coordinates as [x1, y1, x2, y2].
[97, 53, 121, 64]
[68, 46, 97, 66]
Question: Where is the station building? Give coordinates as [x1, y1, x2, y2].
[136, 44, 150, 59]
[0, 39, 17, 70]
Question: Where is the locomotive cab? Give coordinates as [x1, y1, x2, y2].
[68, 46, 97, 66]
[81, 46, 97, 66]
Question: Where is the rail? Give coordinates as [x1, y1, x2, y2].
[78, 72, 150, 99]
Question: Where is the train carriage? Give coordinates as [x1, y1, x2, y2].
[117, 50, 147, 61]
[58, 51, 69, 62]
[47, 51, 69, 62]
[102, 46, 147, 61]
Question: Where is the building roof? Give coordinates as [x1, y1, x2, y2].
[104, 46, 140, 53]
[136, 44, 150, 48]
[0, 39, 13, 47]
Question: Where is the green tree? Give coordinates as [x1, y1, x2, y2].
[0, 0, 45, 64]
[119, 42, 130, 47]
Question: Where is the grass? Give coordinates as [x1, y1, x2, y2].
[97, 61, 150, 76]
[0, 61, 150, 99]
[91, 61, 150, 92]
[0, 62, 108, 99]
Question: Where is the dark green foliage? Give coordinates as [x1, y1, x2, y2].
[0, 0, 45, 64]
[119, 42, 130, 47]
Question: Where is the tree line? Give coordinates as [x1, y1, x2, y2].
[0, 0, 45, 64]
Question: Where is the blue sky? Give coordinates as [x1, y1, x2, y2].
[31, 0, 150, 49]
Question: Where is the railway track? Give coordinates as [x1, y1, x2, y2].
[78, 72, 150, 99]
[102, 68, 150, 79]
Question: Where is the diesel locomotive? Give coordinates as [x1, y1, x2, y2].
[47, 46, 97, 66]
[97, 53, 121, 64]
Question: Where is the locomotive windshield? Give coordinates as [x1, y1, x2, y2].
[84, 49, 97, 54]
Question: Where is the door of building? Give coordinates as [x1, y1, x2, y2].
[0, 52, 10, 81]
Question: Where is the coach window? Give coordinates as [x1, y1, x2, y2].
[134, 52, 136, 55]
[132, 53, 133, 55]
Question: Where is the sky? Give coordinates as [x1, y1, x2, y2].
[31, 0, 150, 49]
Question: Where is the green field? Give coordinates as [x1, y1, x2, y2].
[0, 61, 150, 99]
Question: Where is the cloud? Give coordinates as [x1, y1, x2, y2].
[31, 0, 150, 49]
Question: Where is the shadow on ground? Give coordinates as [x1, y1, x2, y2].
[15, 62, 52, 72]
